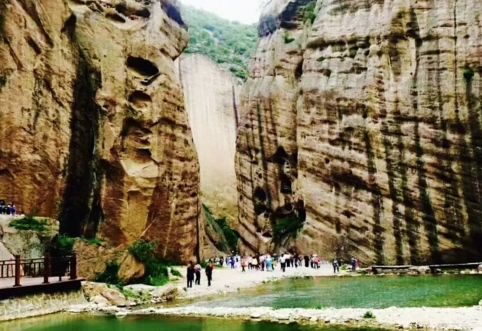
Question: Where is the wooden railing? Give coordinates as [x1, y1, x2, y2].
[0, 254, 77, 287]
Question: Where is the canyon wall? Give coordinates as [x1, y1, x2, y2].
[0, 0, 200, 262]
[236, 0, 482, 264]
[178, 53, 239, 224]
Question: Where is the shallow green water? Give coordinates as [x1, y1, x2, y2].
[1, 315, 385, 331]
[190, 275, 482, 309]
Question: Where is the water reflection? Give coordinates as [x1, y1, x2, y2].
[2, 314, 387, 331]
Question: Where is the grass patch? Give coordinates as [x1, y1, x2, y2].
[57, 235, 75, 257]
[82, 237, 103, 246]
[340, 264, 348, 271]
[94, 260, 123, 287]
[283, 31, 295, 44]
[170, 268, 182, 277]
[304, 1, 317, 24]
[128, 240, 170, 286]
[314, 304, 324, 309]
[363, 311, 375, 319]
[9, 216, 47, 231]
[463, 67, 475, 81]
[274, 216, 304, 238]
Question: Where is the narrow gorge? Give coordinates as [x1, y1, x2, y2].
[1, 0, 482, 272]
[236, 0, 482, 264]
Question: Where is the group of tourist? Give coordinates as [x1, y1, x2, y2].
[208, 253, 334, 272]
[331, 257, 359, 273]
[187, 254, 361, 288]
[0, 200, 16, 215]
[186, 261, 214, 288]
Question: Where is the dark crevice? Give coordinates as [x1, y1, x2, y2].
[462, 72, 482, 259]
[364, 129, 384, 264]
[61, 14, 76, 41]
[59, 54, 103, 238]
[295, 60, 303, 80]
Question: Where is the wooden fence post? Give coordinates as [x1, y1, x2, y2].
[70, 253, 77, 280]
[43, 254, 50, 284]
[14, 255, 21, 287]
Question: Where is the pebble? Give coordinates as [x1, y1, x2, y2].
[250, 312, 262, 319]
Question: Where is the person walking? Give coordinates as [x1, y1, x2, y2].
[260, 254, 265, 271]
[230, 256, 235, 269]
[206, 261, 214, 286]
[241, 258, 247, 272]
[187, 262, 195, 288]
[265, 254, 272, 271]
[194, 263, 201, 285]
[280, 253, 287, 272]
[304, 255, 309, 268]
[351, 257, 357, 271]
[332, 258, 339, 273]
[252, 257, 258, 270]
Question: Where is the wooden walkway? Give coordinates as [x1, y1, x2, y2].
[0, 254, 84, 299]
[0, 277, 84, 299]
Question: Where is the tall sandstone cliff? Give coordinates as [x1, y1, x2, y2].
[236, 0, 482, 264]
[178, 53, 239, 224]
[177, 53, 240, 257]
[0, 0, 201, 262]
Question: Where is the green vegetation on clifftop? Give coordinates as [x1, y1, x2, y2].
[182, 5, 258, 80]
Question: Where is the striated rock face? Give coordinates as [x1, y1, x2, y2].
[236, 0, 482, 264]
[0, 0, 200, 262]
[178, 53, 240, 225]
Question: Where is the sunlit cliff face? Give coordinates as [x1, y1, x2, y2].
[0, 0, 201, 263]
[236, 0, 482, 264]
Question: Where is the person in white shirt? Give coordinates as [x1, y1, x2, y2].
[279, 253, 287, 272]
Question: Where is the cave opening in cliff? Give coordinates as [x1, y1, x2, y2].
[115, 3, 151, 18]
[254, 187, 267, 201]
[126, 56, 160, 77]
[272, 146, 289, 164]
[280, 173, 293, 194]
[253, 187, 267, 215]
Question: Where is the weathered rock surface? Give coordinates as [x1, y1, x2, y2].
[82, 281, 127, 307]
[236, 0, 482, 264]
[0, 215, 58, 258]
[178, 53, 240, 225]
[0, 0, 201, 263]
[118, 253, 146, 283]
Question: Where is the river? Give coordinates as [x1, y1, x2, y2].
[184, 274, 482, 309]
